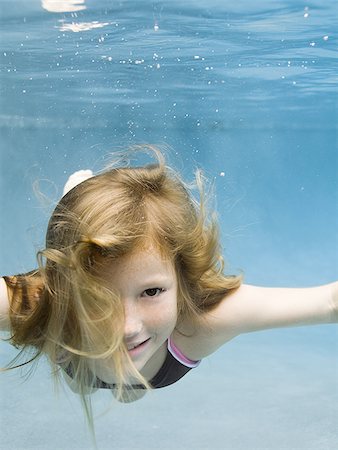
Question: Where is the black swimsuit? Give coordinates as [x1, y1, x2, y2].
[62, 336, 201, 389]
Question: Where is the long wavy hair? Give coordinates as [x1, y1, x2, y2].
[2, 146, 241, 443]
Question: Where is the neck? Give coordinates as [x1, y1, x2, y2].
[139, 341, 168, 380]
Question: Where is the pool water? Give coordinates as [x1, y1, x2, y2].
[0, 1, 337, 449]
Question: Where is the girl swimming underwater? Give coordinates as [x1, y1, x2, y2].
[1, 146, 337, 434]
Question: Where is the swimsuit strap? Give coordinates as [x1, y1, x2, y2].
[167, 335, 201, 368]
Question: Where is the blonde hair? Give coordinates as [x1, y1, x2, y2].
[2, 145, 241, 443]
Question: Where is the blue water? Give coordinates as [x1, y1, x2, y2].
[0, 0, 337, 449]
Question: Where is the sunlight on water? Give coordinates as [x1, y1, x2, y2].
[58, 20, 110, 33]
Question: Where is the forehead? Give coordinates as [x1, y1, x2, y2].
[94, 245, 175, 279]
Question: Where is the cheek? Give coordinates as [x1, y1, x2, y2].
[145, 297, 178, 331]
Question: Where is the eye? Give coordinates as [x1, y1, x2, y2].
[142, 288, 165, 297]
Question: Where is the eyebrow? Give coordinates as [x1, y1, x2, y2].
[137, 276, 174, 289]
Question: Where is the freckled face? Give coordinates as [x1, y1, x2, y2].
[98, 247, 178, 373]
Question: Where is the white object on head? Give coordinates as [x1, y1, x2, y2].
[41, 0, 86, 13]
[62, 169, 94, 197]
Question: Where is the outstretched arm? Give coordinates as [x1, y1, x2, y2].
[0, 272, 43, 334]
[216, 282, 337, 333]
[0, 277, 10, 331]
[184, 282, 338, 359]
[219, 281, 337, 332]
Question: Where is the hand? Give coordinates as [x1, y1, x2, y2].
[331, 281, 338, 322]
[63, 170, 93, 197]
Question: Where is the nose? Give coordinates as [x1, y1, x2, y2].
[123, 298, 143, 339]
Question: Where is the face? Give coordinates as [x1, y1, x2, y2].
[97, 246, 178, 375]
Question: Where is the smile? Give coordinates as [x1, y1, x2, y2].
[126, 338, 151, 354]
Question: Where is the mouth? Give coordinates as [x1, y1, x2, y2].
[126, 338, 151, 352]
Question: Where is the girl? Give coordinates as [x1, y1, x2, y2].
[1, 146, 337, 438]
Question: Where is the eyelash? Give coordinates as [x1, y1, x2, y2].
[142, 288, 165, 298]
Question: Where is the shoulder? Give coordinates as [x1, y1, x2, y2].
[172, 285, 248, 360]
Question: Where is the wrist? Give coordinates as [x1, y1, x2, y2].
[329, 281, 338, 323]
